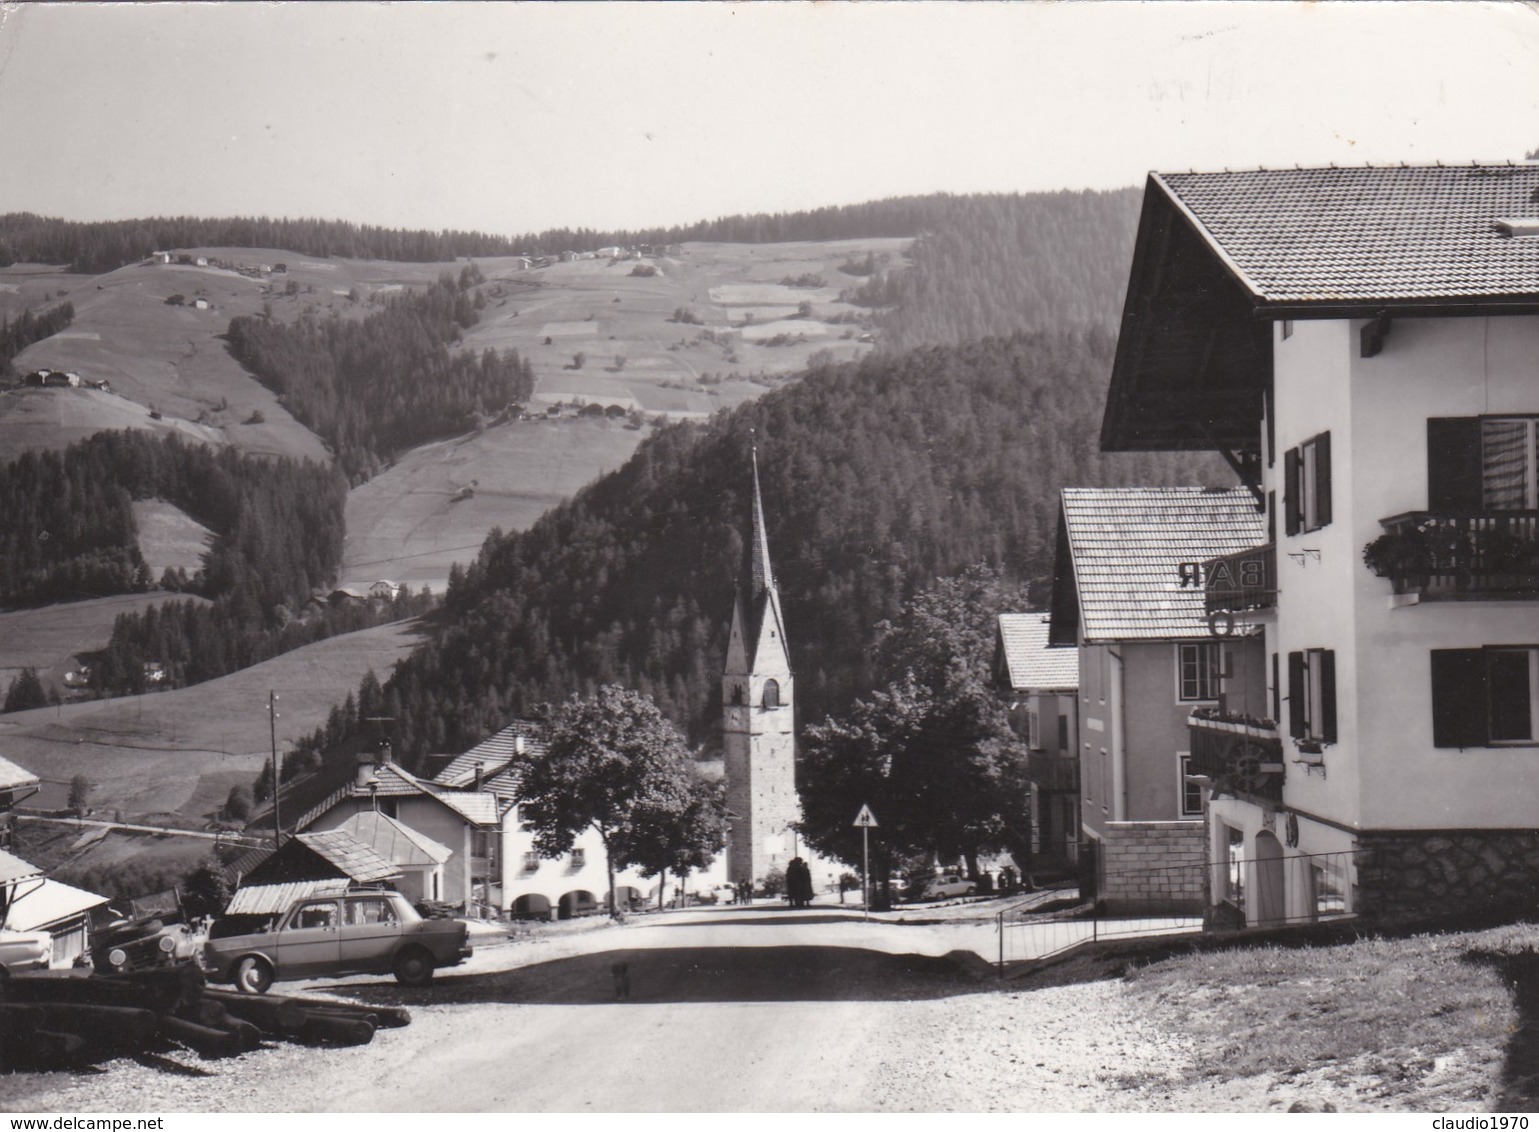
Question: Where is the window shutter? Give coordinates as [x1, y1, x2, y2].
[1271, 652, 1280, 724]
[1313, 432, 1332, 528]
[1318, 649, 1338, 743]
[1430, 648, 1488, 748]
[1287, 651, 1306, 739]
[1284, 448, 1301, 536]
[1427, 418, 1482, 512]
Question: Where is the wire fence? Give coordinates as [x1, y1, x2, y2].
[995, 848, 1360, 969]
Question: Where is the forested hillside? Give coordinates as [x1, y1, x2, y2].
[0, 431, 340, 610]
[872, 189, 1142, 351]
[0, 213, 526, 275]
[1, 302, 74, 376]
[0, 431, 387, 701]
[226, 269, 533, 481]
[301, 330, 1227, 769]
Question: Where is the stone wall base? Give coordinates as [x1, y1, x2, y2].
[1099, 820, 1205, 915]
[1356, 829, 1539, 928]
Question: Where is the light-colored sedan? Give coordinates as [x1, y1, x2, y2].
[921, 873, 977, 900]
[204, 890, 471, 994]
[0, 929, 52, 975]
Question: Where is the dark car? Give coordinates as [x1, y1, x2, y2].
[91, 890, 200, 975]
[203, 890, 471, 994]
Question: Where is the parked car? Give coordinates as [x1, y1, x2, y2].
[695, 885, 738, 906]
[91, 889, 200, 975]
[204, 889, 471, 994]
[0, 929, 53, 975]
[91, 915, 199, 974]
[921, 873, 977, 900]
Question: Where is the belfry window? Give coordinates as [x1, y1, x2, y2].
[762, 679, 781, 709]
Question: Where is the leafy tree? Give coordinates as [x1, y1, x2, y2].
[223, 784, 254, 822]
[180, 857, 231, 918]
[517, 686, 697, 917]
[799, 566, 1034, 878]
[571, 351, 586, 370]
[627, 775, 727, 909]
[3, 667, 48, 713]
[68, 774, 91, 817]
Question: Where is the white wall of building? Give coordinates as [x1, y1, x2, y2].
[1271, 313, 1539, 831]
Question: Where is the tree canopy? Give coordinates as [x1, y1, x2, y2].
[800, 566, 1032, 878]
[517, 686, 706, 916]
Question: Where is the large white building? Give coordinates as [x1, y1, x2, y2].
[1102, 164, 1539, 928]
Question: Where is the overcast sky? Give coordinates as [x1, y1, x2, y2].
[2, 1, 1537, 236]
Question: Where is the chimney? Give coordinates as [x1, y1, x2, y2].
[473, 761, 485, 792]
[355, 752, 375, 789]
[515, 735, 525, 756]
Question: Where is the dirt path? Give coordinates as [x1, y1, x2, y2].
[0, 909, 1198, 1113]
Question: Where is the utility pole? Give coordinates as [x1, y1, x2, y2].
[268, 690, 283, 846]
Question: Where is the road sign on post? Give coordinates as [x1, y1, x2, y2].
[852, 804, 878, 919]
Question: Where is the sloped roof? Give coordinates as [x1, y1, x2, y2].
[1104, 164, 1539, 453]
[336, 811, 452, 867]
[1052, 487, 1265, 643]
[4, 877, 109, 931]
[293, 830, 401, 883]
[225, 879, 349, 916]
[0, 754, 41, 792]
[1157, 165, 1539, 307]
[997, 614, 1079, 691]
[431, 791, 499, 828]
[432, 720, 545, 788]
[0, 848, 44, 887]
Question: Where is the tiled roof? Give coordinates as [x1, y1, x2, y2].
[293, 830, 401, 883]
[335, 811, 452, 867]
[432, 720, 545, 788]
[997, 614, 1079, 691]
[431, 791, 499, 828]
[1156, 165, 1539, 305]
[1059, 487, 1265, 642]
[0, 754, 41, 792]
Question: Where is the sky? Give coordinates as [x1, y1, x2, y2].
[1, 1, 1537, 237]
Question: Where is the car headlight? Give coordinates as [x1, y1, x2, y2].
[158, 934, 177, 953]
[108, 947, 128, 969]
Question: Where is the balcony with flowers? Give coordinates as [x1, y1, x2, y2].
[1187, 706, 1285, 804]
[1365, 512, 1539, 600]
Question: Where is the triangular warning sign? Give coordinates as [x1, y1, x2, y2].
[852, 804, 878, 828]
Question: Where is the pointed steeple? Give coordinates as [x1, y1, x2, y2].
[746, 441, 774, 607]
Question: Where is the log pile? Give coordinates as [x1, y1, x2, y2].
[0, 967, 409, 1070]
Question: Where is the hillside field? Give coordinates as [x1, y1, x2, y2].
[0, 592, 211, 693]
[0, 619, 423, 823]
[340, 415, 648, 594]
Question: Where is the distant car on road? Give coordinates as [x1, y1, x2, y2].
[695, 885, 738, 906]
[0, 930, 52, 975]
[204, 890, 471, 994]
[921, 873, 977, 900]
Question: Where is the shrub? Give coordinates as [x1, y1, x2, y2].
[164, 294, 185, 306]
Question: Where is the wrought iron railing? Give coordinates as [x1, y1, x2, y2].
[1368, 511, 1539, 598]
[994, 848, 1359, 970]
[1205, 543, 1276, 613]
[1187, 713, 1284, 803]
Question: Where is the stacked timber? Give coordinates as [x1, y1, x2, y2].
[0, 967, 409, 1070]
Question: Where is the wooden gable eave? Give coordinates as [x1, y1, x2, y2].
[1102, 176, 1271, 455]
[1047, 505, 1081, 649]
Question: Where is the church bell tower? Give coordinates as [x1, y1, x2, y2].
[722, 446, 800, 888]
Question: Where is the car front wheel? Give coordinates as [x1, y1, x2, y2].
[964, 886, 976, 896]
[394, 946, 435, 987]
[234, 955, 274, 995]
